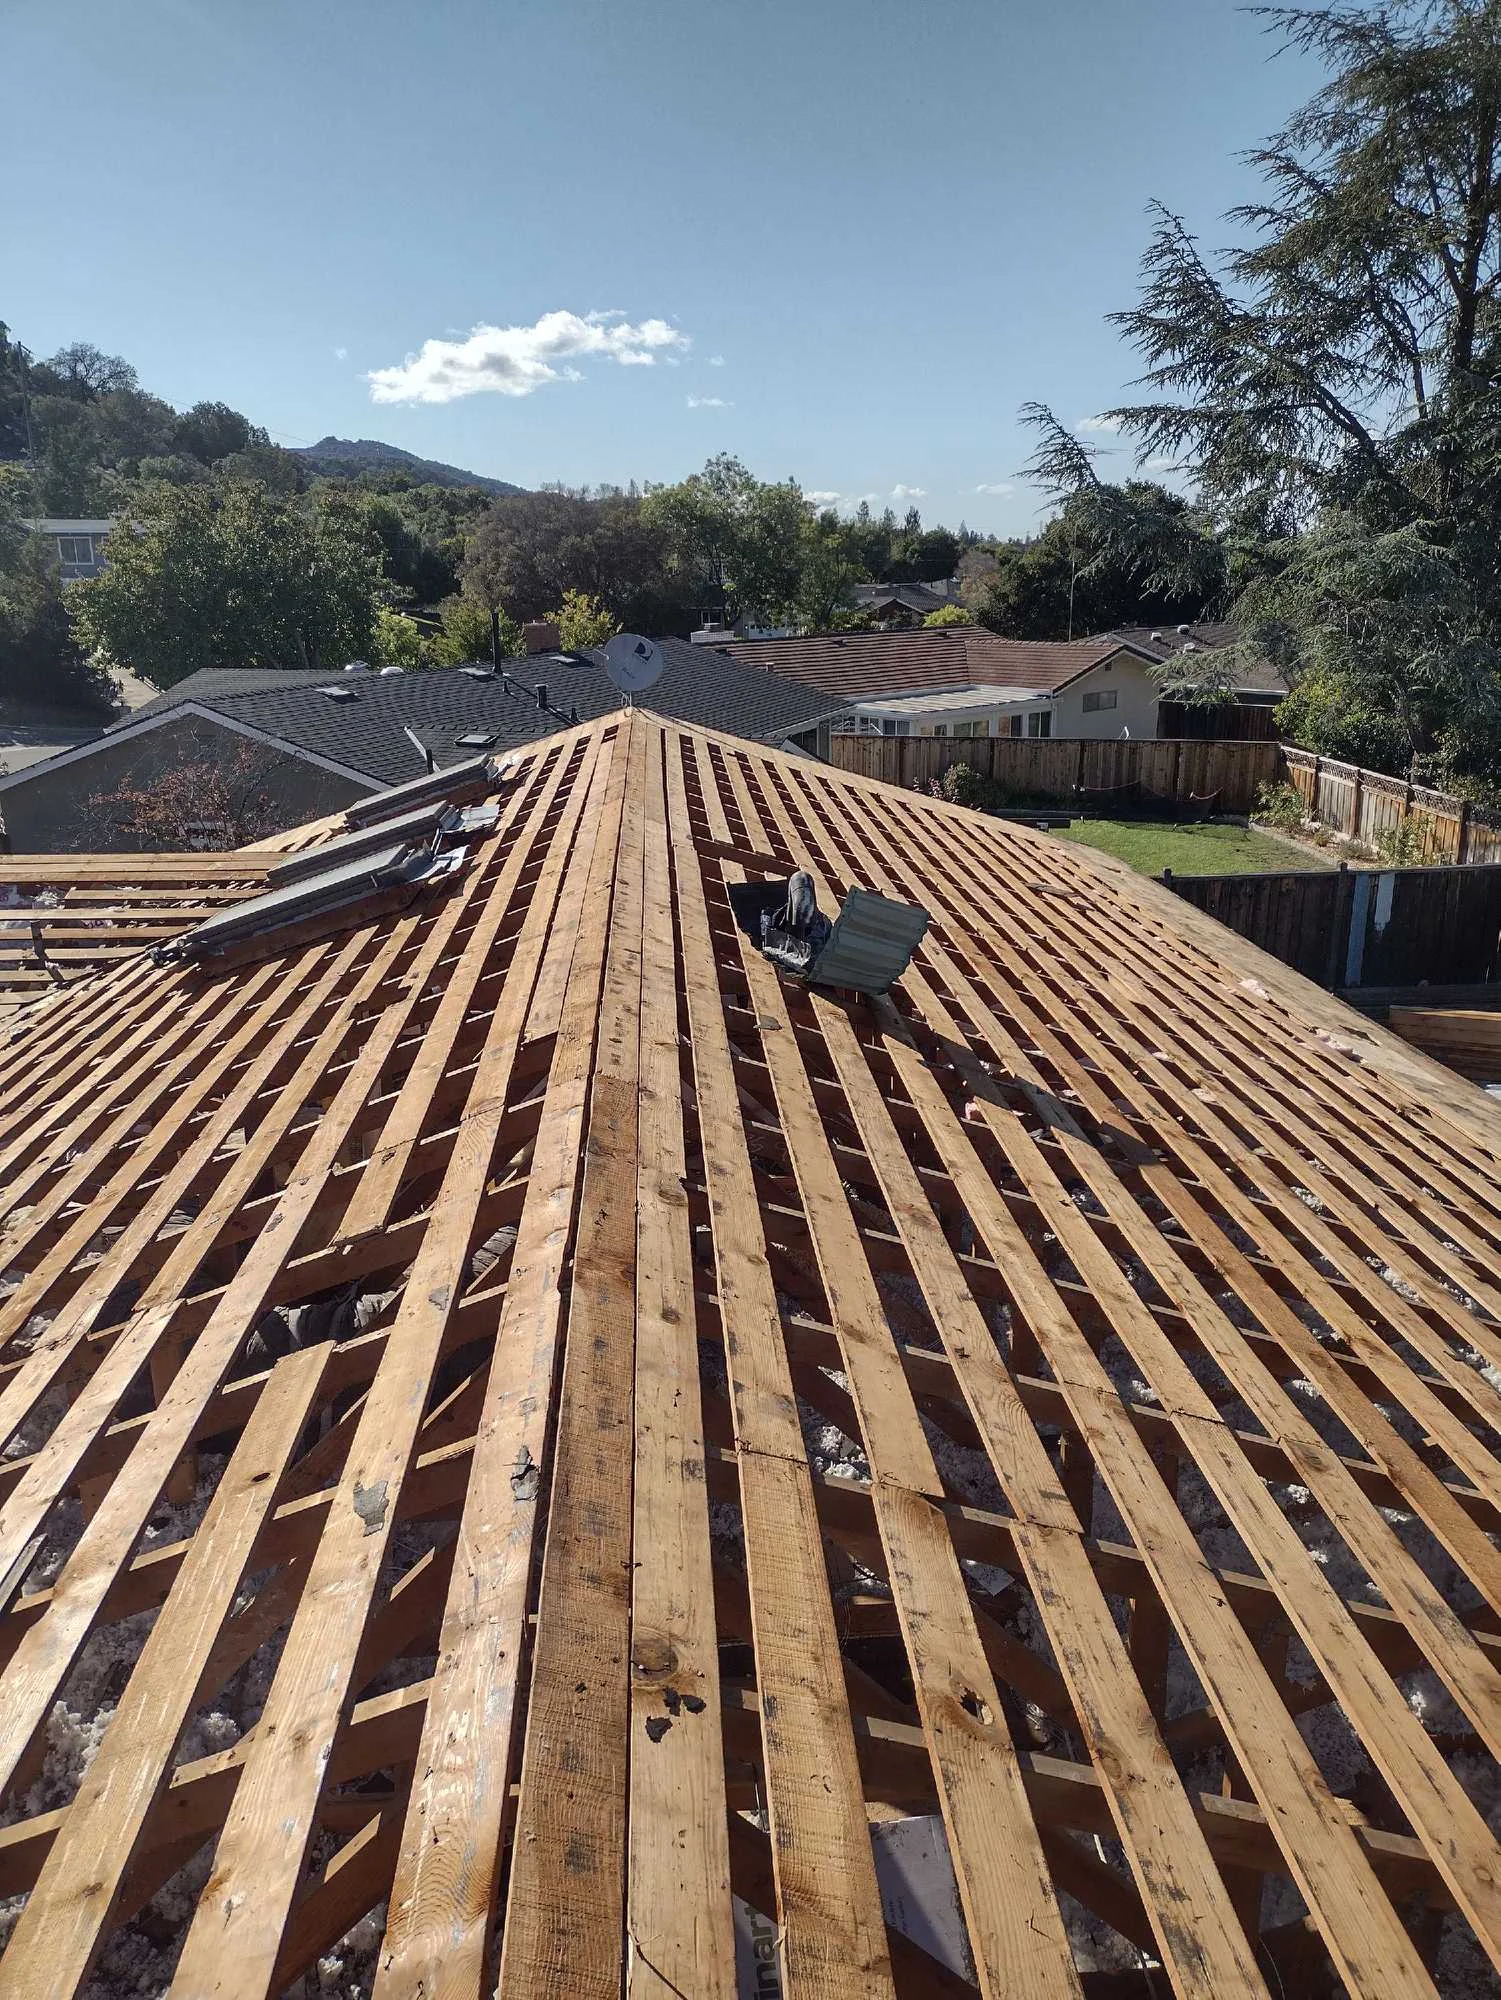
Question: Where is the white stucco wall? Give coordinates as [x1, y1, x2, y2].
[1050, 655, 1160, 738]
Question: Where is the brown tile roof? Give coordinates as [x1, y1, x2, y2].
[715, 627, 1135, 702]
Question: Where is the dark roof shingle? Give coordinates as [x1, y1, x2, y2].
[107, 642, 840, 787]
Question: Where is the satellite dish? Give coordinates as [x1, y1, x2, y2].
[601, 632, 664, 698]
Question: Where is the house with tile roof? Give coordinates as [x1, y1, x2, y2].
[0, 641, 843, 850]
[717, 624, 1286, 741]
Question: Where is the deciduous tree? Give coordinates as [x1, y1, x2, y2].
[70, 480, 387, 686]
[549, 588, 620, 650]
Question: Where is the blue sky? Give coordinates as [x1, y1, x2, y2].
[6, 0, 1325, 536]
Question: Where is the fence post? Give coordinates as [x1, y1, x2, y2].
[1170, 740, 1183, 802]
[1324, 862, 1352, 990]
[1350, 763, 1363, 841]
[1458, 797, 1471, 864]
[1075, 740, 1087, 791]
[1311, 753, 1322, 822]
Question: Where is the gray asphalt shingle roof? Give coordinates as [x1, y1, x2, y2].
[108, 641, 840, 787]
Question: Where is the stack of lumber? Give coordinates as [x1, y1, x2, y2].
[0, 711, 1497, 1997]
[1389, 1004, 1501, 1084]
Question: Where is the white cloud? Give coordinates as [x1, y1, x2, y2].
[687, 394, 732, 409]
[974, 481, 1014, 497]
[368, 310, 690, 404]
[806, 490, 843, 507]
[333, 346, 348, 361]
[708, 354, 726, 367]
[1076, 414, 1122, 433]
[891, 483, 927, 501]
[1143, 453, 1181, 473]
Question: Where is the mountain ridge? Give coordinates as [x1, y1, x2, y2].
[293, 436, 524, 496]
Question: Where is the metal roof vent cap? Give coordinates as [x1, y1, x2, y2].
[1150, 630, 1164, 643]
[379, 664, 404, 676]
[1175, 623, 1192, 636]
[344, 660, 373, 673]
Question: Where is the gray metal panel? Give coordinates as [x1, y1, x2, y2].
[268, 805, 447, 884]
[343, 756, 496, 827]
[806, 889, 930, 996]
[154, 842, 461, 963]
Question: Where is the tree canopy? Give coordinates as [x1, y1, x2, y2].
[0, 466, 115, 713]
[70, 480, 387, 686]
[1098, 0, 1501, 778]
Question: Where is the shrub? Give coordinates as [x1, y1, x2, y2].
[1373, 818, 1426, 867]
[1255, 781, 1305, 832]
[929, 762, 1028, 814]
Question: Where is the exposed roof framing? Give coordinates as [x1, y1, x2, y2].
[0, 853, 273, 1021]
[0, 713, 1498, 1997]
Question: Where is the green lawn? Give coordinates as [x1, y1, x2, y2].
[1052, 817, 1332, 878]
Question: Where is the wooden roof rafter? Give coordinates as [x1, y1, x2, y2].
[0, 712, 1495, 1996]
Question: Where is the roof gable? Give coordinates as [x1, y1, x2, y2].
[0, 713, 1494, 1995]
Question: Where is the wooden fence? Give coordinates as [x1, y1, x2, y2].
[1156, 699, 1280, 742]
[830, 734, 1281, 814]
[1281, 746, 1501, 864]
[1167, 861, 1501, 990]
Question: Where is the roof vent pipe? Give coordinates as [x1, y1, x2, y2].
[535, 684, 548, 710]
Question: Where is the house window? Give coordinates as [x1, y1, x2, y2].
[56, 535, 100, 577]
[1008, 716, 1023, 738]
[1082, 689, 1118, 714]
[932, 723, 949, 737]
[1025, 711, 1052, 738]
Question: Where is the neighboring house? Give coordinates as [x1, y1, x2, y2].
[0, 641, 843, 851]
[850, 580, 958, 627]
[26, 518, 113, 582]
[717, 625, 1286, 740]
[1112, 620, 1283, 693]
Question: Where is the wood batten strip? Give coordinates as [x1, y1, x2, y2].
[723, 861, 1083, 1996]
[168, 727, 609, 1996]
[625, 728, 737, 1998]
[374, 726, 627, 1997]
[664, 737, 896, 1999]
[0, 1341, 331, 1998]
